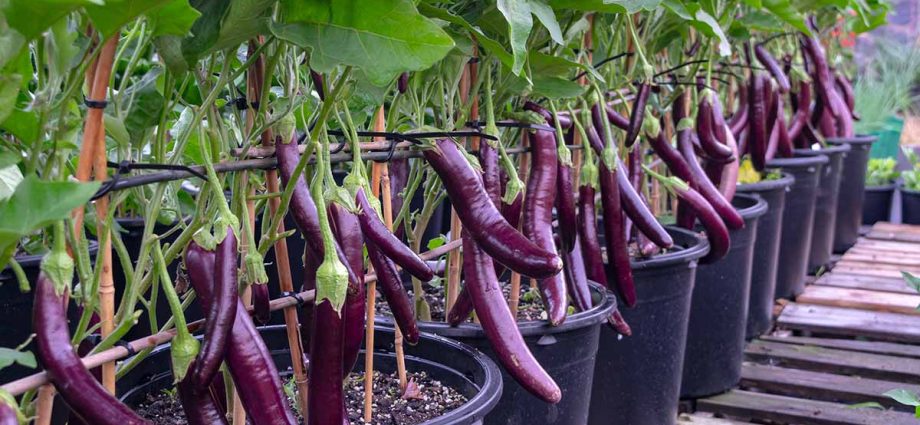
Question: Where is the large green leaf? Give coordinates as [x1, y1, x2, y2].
[214, 0, 275, 50]
[549, 0, 629, 12]
[147, 0, 201, 37]
[0, 74, 21, 124]
[664, 0, 730, 56]
[179, 0, 230, 64]
[0, 0, 100, 40]
[497, 0, 533, 76]
[0, 165, 22, 202]
[762, 0, 809, 33]
[0, 348, 35, 371]
[0, 176, 100, 269]
[529, 0, 563, 45]
[272, 0, 454, 86]
[532, 75, 585, 99]
[885, 389, 920, 407]
[604, 0, 663, 12]
[417, 4, 514, 72]
[0, 108, 39, 144]
[86, 0, 173, 38]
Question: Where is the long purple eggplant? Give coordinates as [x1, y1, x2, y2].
[675, 129, 745, 230]
[299, 248, 319, 353]
[0, 398, 18, 425]
[276, 136, 360, 284]
[366, 239, 420, 344]
[578, 182, 608, 285]
[251, 283, 270, 325]
[190, 228, 238, 387]
[605, 105, 630, 131]
[522, 129, 567, 325]
[307, 286, 345, 425]
[355, 187, 433, 282]
[423, 138, 562, 279]
[177, 362, 229, 425]
[556, 132, 578, 252]
[787, 81, 812, 141]
[624, 83, 651, 147]
[461, 230, 561, 403]
[801, 31, 853, 137]
[616, 159, 673, 248]
[186, 244, 298, 425]
[329, 203, 366, 377]
[389, 158, 410, 239]
[748, 73, 768, 170]
[524, 101, 572, 129]
[697, 91, 734, 160]
[481, 140, 502, 207]
[598, 157, 637, 307]
[562, 235, 592, 312]
[676, 182, 729, 263]
[447, 286, 474, 326]
[755, 44, 791, 93]
[33, 273, 150, 425]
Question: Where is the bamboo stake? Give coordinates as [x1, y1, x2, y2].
[364, 106, 386, 422]
[509, 130, 529, 316]
[445, 59, 473, 315]
[378, 142, 407, 390]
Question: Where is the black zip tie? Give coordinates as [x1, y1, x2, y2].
[82, 334, 103, 346]
[571, 52, 634, 81]
[83, 96, 108, 109]
[281, 291, 306, 306]
[92, 160, 210, 201]
[466, 120, 555, 132]
[115, 340, 136, 356]
[325, 129, 497, 143]
[372, 138, 408, 163]
[232, 97, 260, 111]
[329, 139, 349, 154]
[467, 57, 480, 64]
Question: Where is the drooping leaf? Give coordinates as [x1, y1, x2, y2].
[417, 4, 515, 72]
[0, 165, 22, 202]
[147, 0, 202, 37]
[121, 67, 166, 146]
[762, 0, 810, 33]
[497, 0, 533, 76]
[104, 113, 131, 149]
[885, 389, 920, 407]
[691, 9, 731, 56]
[0, 176, 100, 270]
[0, 74, 21, 124]
[214, 0, 275, 50]
[737, 10, 786, 33]
[272, 0, 454, 86]
[528, 0, 563, 45]
[0, 0, 100, 40]
[86, 0, 174, 38]
[153, 35, 188, 74]
[180, 0, 230, 64]
[45, 18, 80, 82]
[603, 0, 663, 12]
[0, 108, 39, 144]
[549, 0, 629, 13]
[532, 75, 586, 99]
[0, 348, 35, 371]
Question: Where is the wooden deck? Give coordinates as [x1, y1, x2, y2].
[694, 222, 920, 424]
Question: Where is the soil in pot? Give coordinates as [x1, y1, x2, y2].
[737, 173, 795, 339]
[766, 155, 828, 298]
[119, 326, 501, 425]
[589, 226, 709, 425]
[902, 187, 920, 225]
[828, 135, 877, 252]
[795, 144, 850, 273]
[680, 193, 767, 399]
[863, 184, 896, 225]
[378, 282, 614, 425]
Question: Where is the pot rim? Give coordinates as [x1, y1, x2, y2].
[629, 226, 709, 271]
[865, 183, 897, 191]
[766, 154, 829, 168]
[794, 143, 851, 156]
[900, 184, 920, 195]
[732, 193, 769, 220]
[826, 134, 878, 145]
[737, 172, 795, 193]
[4, 240, 100, 270]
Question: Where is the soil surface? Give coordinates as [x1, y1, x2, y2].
[135, 370, 467, 425]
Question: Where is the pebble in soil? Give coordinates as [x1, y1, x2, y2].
[376, 280, 566, 323]
[134, 370, 466, 425]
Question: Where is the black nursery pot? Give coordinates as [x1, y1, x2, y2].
[119, 326, 503, 425]
[828, 135, 876, 252]
[766, 155, 828, 299]
[680, 194, 767, 399]
[902, 187, 920, 225]
[795, 144, 850, 273]
[386, 283, 614, 425]
[862, 184, 896, 225]
[0, 241, 98, 385]
[737, 173, 795, 339]
[589, 227, 709, 425]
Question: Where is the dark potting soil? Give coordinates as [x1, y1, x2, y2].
[135, 370, 466, 425]
[375, 280, 567, 323]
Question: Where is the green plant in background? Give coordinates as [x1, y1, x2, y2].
[853, 42, 920, 135]
[865, 158, 900, 186]
[902, 147, 920, 191]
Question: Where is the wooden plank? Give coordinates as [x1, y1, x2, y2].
[697, 390, 918, 425]
[677, 413, 755, 424]
[831, 266, 914, 280]
[842, 252, 920, 267]
[872, 222, 920, 235]
[740, 363, 919, 411]
[850, 239, 920, 252]
[867, 230, 920, 244]
[777, 303, 920, 343]
[833, 260, 920, 273]
[814, 273, 915, 294]
[797, 286, 920, 316]
[745, 340, 920, 383]
[761, 335, 920, 359]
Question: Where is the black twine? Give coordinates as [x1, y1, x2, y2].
[91, 160, 209, 201]
[281, 291, 306, 306]
[83, 96, 108, 109]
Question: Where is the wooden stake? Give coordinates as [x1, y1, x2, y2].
[378, 147, 407, 390]
[509, 129, 529, 315]
[248, 40, 310, 414]
[364, 106, 386, 422]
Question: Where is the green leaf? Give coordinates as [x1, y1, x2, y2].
[86, 0, 174, 39]
[121, 67, 166, 146]
[179, 0, 230, 64]
[0, 347, 35, 371]
[846, 401, 884, 410]
[0, 0, 100, 40]
[214, 0, 275, 50]
[1, 108, 39, 144]
[153, 35, 189, 74]
[532, 75, 585, 99]
[104, 113, 131, 149]
[885, 388, 920, 407]
[273, 0, 454, 86]
[528, 0, 563, 45]
[497, 0, 533, 76]
[427, 234, 447, 251]
[690, 9, 730, 56]
[0, 163, 23, 202]
[549, 0, 628, 13]
[603, 0, 663, 13]
[0, 74, 21, 124]
[737, 10, 785, 33]
[417, 4, 515, 72]
[903, 272, 920, 294]
[147, 0, 202, 37]
[0, 176, 100, 270]
[763, 0, 810, 33]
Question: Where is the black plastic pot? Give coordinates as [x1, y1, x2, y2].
[589, 227, 709, 425]
[795, 144, 850, 273]
[828, 135, 876, 252]
[681, 194, 767, 399]
[862, 184, 896, 225]
[0, 241, 98, 385]
[383, 283, 613, 425]
[766, 155, 828, 299]
[737, 173, 795, 339]
[903, 187, 920, 225]
[118, 326, 502, 425]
